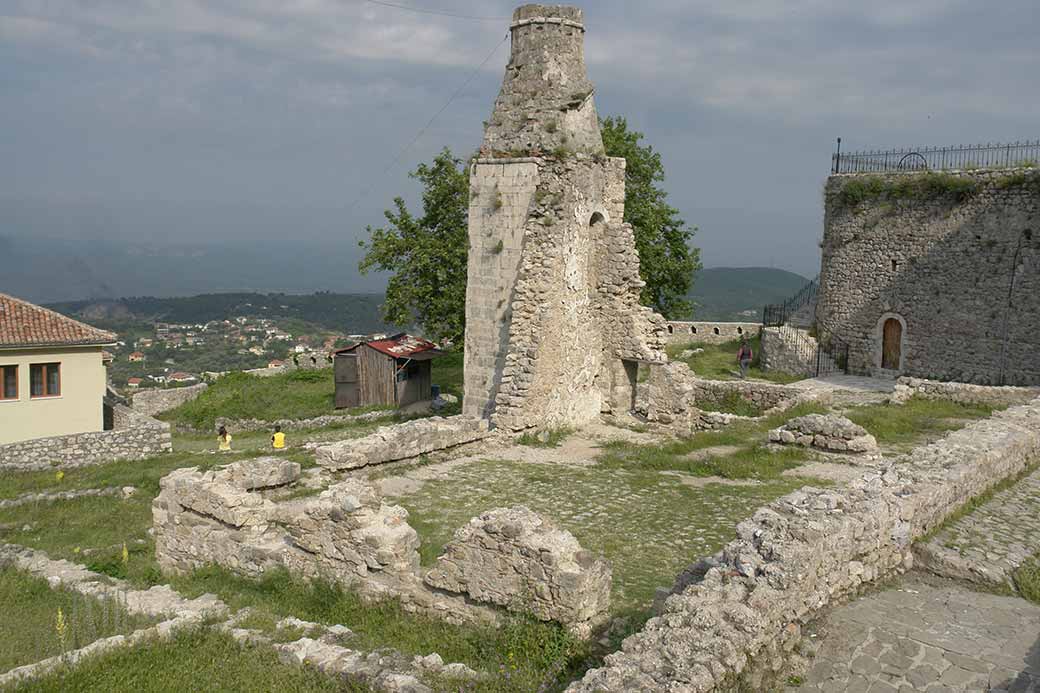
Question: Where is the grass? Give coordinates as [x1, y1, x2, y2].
[0, 567, 156, 673]
[517, 427, 574, 448]
[836, 171, 980, 208]
[844, 396, 999, 449]
[1013, 554, 1040, 605]
[167, 566, 583, 692]
[666, 336, 802, 384]
[10, 627, 370, 692]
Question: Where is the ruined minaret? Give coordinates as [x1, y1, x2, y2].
[463, 4, 666, 430]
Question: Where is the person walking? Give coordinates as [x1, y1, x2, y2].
[218, 425, 233, 452]
[737, 339, 754, 379]
[271, 425, 286, 451]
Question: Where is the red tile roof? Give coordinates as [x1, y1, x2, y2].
[0, 293, 117, 348]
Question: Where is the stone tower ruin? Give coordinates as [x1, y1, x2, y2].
[463, 4, 667, 431]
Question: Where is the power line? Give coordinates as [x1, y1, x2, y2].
[362, 0, 508, 21]
[345, 31, 509, 217]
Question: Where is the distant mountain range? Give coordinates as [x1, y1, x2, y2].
[689, 267, 811, 321]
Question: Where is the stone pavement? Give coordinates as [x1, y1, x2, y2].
[795, 576, 1040, 692]
[916, 467, 1040, 589]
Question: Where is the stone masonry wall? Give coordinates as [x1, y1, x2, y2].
[567, 397, 1040, 691]
[665, 321, 761, 345]
[314, 416, 490, 471]
[892, 376, 1040, 408]
[154, 459, 610, 635]
[463, 6, 667, 431]
[131, 383, 208, 416]
[817, 168, 1040, 384]
[0, 404, 171, 470]
[760, 326, 816, 378]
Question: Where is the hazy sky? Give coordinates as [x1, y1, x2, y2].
[2, 0, 1038, 284]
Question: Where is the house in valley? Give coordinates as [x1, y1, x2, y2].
[0, 293, 117, 445]
[333, 334, 442, 409]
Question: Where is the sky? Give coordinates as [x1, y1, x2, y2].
[1, 0, 1038, 294]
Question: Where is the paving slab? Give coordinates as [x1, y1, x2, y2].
[916, 467, 1040, 589]
[795, 576, 1040, 692]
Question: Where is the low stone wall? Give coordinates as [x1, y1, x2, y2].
[665, 321, 761, 345]
[316, 416, 490, 471]
[154, 459, 609, 636]
[566, 397, 1040, 692]
[760, 326, 816, 377]
[131, 383, 208, 416]
[642, 362, 813, 430]
[0, 405, 172, 470]
[213, 410, 392, 434]
[892, 376, 1040, 408]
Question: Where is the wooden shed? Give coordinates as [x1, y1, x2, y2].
[333, 334, 442, 409]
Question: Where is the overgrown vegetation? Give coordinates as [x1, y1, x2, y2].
[836, 172, 980, 208]
[1013, 554, 1040, 605]
[13, 627, 367, 693]
[694, 392, 765, 417]
[517, 427, 574, 448]
[665, 336, 802, 384]
[168, 567, 584, 692]
[0, 568, 156, 672]
[844, 396, 999, 449]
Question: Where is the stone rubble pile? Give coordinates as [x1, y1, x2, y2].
[154, 459, 610, 635]
[768, 413, 879, 453]
[315, 416, 490, 471]
[566, 397, 1040, 692]
[425, 506, 612, 638]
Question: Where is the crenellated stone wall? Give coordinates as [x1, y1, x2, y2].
[817, 168, 1040, 384]
[0, 405, 171, 470]
[665, 321, 761, 345]
[567, 397, 1040, 691]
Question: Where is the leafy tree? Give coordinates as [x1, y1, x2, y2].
[359, 121, 701, 341]
[359, 148, 469, 344]
[601, 116, 700, 318]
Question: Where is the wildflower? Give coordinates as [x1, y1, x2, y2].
[122, 542, 129, 565]
[73, 547, 80, 554]
[55, 607, 69, 646]
[55, 470, 65, 482]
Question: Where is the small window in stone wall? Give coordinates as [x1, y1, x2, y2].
[891, 259, 898, 271]
[691, 326, 697, 334]
[667, 325, 673, 334]
[713, 327, 720, 335]
[737, 327, 744, 335]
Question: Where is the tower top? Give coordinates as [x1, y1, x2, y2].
[481, 4, 604, 157]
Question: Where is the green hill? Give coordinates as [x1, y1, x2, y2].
[689, 267, 812, 321]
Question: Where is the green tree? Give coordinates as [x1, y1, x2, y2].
[600, 116, 700, 318]
[359, 148, 469, 344]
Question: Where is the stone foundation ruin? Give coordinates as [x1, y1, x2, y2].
[153, 458, 611, 637]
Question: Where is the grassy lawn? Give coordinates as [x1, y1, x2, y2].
[1014, 554, 1040, 605]
[161, 351, 465, 431]
[0, 567, 156, 673]
[844, 396, 999, 451]
[170, 417, 393, 456]
[168, 567, 581, 691]
[666, 335, 802, 384]
[11, 627, 369, 692]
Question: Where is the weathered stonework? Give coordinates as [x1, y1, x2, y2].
[0, 405, 171, 470]
[817, 168, 1040, 384]
[768, 414, 879, 454]
[424, 506, 611, 637]
[130, 383, 208, 416]
[153, 459, 609, 635]
[213, 409, 391, 434]
[314, 416, 490, 471]
[463, 4, 667, 432]
[567, 398, 1040, 692]
[760, 326, 820, 378]
[892, 375, 1039, 407]
[665, 321, 760, 345]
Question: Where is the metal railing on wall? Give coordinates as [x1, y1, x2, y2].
[832, 138, 1040, 175]
[762, 276, 818, 328]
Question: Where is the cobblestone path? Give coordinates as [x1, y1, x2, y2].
[795, 576, 1040, 692]
[916, 467, 1040, 588]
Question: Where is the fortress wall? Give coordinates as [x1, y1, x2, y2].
[817, 168, 1040, 384]
[665, 321, 761, 344]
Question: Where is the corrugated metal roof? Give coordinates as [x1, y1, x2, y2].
[336, 333, 441, 359]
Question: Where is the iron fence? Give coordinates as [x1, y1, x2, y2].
[762, 276, 818, 328]
[832, 139, 1040, 174]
